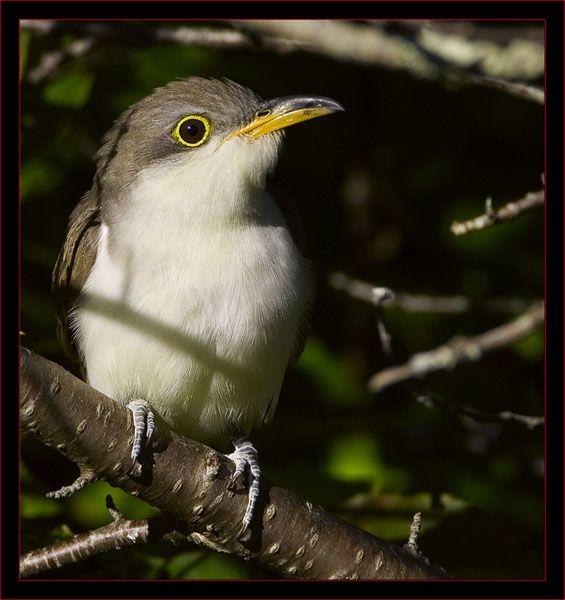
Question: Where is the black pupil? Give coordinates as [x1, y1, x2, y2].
[180, 119, 205, 144]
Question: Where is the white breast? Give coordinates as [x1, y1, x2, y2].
[72, 141, 311, 444]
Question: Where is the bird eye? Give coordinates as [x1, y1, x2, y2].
[173, 116, 211, 147]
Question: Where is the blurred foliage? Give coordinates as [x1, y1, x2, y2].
[20, 21, 544, 580]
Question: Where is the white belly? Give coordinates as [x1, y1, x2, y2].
[73, 209, 310, 445]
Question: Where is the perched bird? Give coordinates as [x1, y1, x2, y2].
[52, 77, 343, 531]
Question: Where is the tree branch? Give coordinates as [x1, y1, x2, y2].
[463, 74, 545, 105]
[328, 271, 539, 315]
[20, 496, 193, 578]
[451, 188, 545, 236]
[233, 20, 544, 101]
[21, 20, 544, 103]
[404, 512, 423, 557]
[20, 347, 449, 580]
[414, 392, 544, 430]
[20, 20, 262, 48]
[26, 35, 99, 85]
[367, 301, 544, 395]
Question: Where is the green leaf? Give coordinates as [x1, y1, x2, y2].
[43, 69, 94, 109]
[20, 29, 32, 78]
[21, 492, 62, 519]
[180, 553, 249, 579]
[297, 337, 365, 406]
[512, 328, 544, 360]
[166, 551, 207, 578]
[20, 158, 62, 201]
[66, 482, 159, 529]
[325, 433, 382, 483]
[325, 433, 411, 494]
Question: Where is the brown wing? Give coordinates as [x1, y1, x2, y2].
[268, 184, 314, 366]
[52, 189, 101, 364]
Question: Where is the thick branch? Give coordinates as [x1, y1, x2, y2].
[20, 347, 449, 580]
[391, 20, 544, 45]
[233, 20, 544, 101]
[368, 301, 544, 394]
[21, 20, 544, 102]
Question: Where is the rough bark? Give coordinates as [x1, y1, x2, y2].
[20, 347, 449, 580]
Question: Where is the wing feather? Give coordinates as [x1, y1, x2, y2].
[52, 190, 101, 363]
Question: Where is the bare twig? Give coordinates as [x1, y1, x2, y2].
[26, 36, 98, 84]
[451, 189, 545, 235]
[375, 313, 394, 362]
[369, 288, 395, 361]
[368, 301, 544, 393]
[328, 271, 539, 315]
[464, 74, 544, 105]
[404, 512, 423, 557]
[20, 497, 193, 578]
[45, 469, 97, 499]
[331, 273, 543, 428]
[416, 394, 544, 429]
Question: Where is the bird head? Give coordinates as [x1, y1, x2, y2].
[97, 77, 343, 189]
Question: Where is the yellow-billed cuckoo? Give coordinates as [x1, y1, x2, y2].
[52, 77, 343, 532]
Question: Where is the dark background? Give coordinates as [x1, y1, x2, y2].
[17, 16, 553, 583]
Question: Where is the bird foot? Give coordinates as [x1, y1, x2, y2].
[227, 436, 261, 534]
[127, 399, 155, 463]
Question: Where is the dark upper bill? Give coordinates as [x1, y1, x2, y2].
[236, 95, 344, 138]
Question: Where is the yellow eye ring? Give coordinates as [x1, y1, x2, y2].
[173, 115, 211, 147]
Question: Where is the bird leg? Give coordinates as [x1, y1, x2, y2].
[227, 436, 261, 533]
[127, 399, 155, 463]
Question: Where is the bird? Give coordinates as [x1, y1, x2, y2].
[52, 77, 344, 533]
